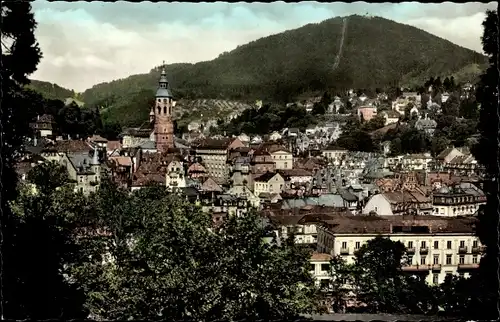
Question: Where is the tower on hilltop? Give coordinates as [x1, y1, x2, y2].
[151, 63, 175, 153]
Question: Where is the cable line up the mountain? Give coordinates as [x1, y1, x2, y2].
[333, 17, 348, 71]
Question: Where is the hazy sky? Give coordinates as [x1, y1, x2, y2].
[31, 1, 496, 92]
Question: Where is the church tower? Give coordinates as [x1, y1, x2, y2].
[152, 65, 175, 153]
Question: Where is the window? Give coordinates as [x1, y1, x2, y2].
[473, 240, 478, 248]
[434, 241, 439, 249]
[459, 240, 465, 248]
[459, 255, 465, 264]
[447, 241, 452, 249]
[341, 241, 347, 249]
[421, 241, 426, 248]
[355, 241, 360, 249]
[420, 256, 426, 265]
[320, 279, 329, 289]
[472, 255, 478, 264]
[433, 255, 439, 264]
[433, 273, 439, 285]
[446, 254, 452, 265]
[321, 264, 330, 272]
[408, 255, 413, 264]
[408, 241, 414, 248]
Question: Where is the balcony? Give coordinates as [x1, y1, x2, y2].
[340, 248, 350, 255]
[419, 247, 429, 255]
[457, 263, 479, 270]
[458, 246, 468, 254]
[407, 247, 416, 254]
[471, 246, 481, 254]
[431, 264, 442, 271]
[402, 264, 431, 272]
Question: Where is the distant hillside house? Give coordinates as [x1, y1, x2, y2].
[30, 114, 55, 138]
[379, 110, 400, 126]
[357, 106, 377, 122]
[415, 115, 437, 136]
[187, 121, 201, 132]
[322, 145, 348, 161]
[269, 131, 282, 141]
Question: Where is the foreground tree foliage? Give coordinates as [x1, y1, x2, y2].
[0, 2, 83, 319]
[470, 9, 500, 320]
[328, 237, 439, 315]
[66, 182, 322, 320]
[8, 163, 89, 318]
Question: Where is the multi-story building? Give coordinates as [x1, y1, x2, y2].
[30, 114, 56, 138]
[400, 153, 433, 171]
[309, 253, 333, 289]
[321, 146, 348, 162]
[253, 172, 286, 196]
[250, 150, 275, 174]
[432, 183, 486, 216]
[363, 190, 432, 216]
[60, 148, 104, 195]
[316, 215, 481, 285]
[269, 147, 293, 170]
[194, 138, 244, 183]
[165, 160, 186, 191]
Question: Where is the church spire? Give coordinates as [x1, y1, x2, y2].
[156, 60, 172, 98]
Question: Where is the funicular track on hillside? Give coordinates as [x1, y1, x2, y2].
[333, 17, 348, 71]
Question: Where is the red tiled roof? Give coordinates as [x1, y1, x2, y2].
[321, 215, 476, 235]
[311, 252, 333, 261]
[44, 140, 92, 153]
[106, 140, 121, 151]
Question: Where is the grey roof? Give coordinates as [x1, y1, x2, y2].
[339, 189, 358, 202]
[181, 186, 199, 197]
[67, 152, 96, 175]
[174, 139, 189, 149]
[138, 140, 156, 150]
[156, 87, 173, 98]
[415, 118, 437, 128]
[281, 194, 345, 209]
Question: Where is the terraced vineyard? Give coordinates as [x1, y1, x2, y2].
[175, 99, 254, 123]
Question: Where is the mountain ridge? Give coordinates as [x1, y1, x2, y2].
[28, 14, 487, 127]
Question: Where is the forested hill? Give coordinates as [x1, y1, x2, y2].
[79, 14, 486, 107]
[27, 80, 79, 102]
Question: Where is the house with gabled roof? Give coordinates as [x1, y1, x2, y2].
[363, 191, 432, 216]
[253, 171, 286, 197]
[436, 147, 464, 164]
[200, 176, 223, 193]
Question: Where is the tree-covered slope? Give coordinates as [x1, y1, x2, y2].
[82, 15, 485, 105]
[27, 80, 79, 102]
[74, 14, 487, 128]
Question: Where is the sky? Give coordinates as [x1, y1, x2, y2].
[31, 1, 497, 92]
